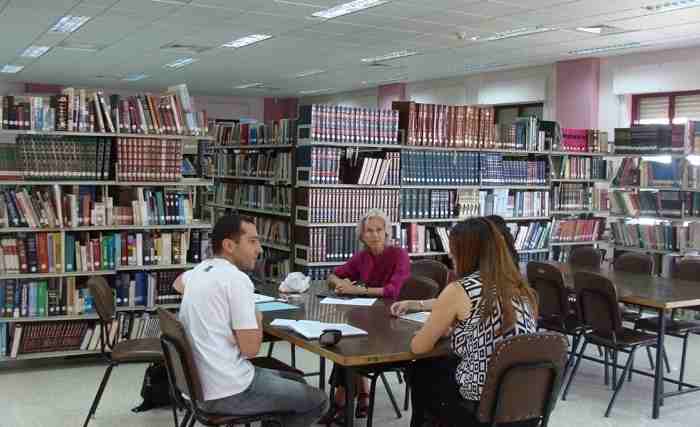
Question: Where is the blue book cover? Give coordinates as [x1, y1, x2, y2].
[28, 282, 36, 317]
[64, 233, 75, 272]
[134, 272, 147, 306]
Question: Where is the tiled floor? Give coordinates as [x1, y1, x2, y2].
[2, 336, 700, 427]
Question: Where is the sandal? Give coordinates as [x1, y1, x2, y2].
[355, 393, 370, 419]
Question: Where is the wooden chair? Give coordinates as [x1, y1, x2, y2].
[411, 259, 449, 293]
[526, 262, 584, 380]
[563, 272, 657, 417]
[157, 308, 291, 427]
[614, 252, 653, 323]
[83, 277, 164, 427]
[635, 258, 700, 391]
[569, 247, 602, 270]
[475, 332, 568, 427]
[362, 275, 440, 427]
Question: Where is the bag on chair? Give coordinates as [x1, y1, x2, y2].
[132, 362, 173, 412]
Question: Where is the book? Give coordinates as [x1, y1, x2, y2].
[269, 319, 368, 339]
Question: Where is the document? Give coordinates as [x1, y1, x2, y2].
[400, 311, 431, 323]
[319, 297, 377, 306]
[256, 302, 299, 312]
[254, 294, 276, 303]
[270, 319, 368, 339]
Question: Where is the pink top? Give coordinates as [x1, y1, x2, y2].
[333, 246, 410, 299]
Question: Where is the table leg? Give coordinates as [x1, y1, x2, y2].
[320, 357, 326, 391]
[653, 310, 666, 419]
[345, 367, 356, 427]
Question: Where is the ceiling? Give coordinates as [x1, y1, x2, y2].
[1, 0, 700, 97]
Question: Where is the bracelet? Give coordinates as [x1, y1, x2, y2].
[418, 300, 425, 310]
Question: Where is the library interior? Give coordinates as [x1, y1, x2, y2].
[3, 1, 700, 427]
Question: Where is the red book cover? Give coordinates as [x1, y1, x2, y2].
[91, 238, 101, 270]
[37, 233, 49, 273]
[16, 237, 29, 273]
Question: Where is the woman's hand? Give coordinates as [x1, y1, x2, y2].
[335, 280, 361, 295]
[390, 301, 414, 317]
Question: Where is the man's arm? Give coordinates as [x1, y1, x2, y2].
[233, 310, 263, 359]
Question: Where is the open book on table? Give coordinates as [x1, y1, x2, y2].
[270, 319, 368, 340]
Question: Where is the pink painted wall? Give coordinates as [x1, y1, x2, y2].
[378, 83, 407, 110]
[555, 59, 600, 129]
[264, 97, 299, 122]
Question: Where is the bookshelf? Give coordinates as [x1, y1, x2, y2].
[0, 122, 213, 363]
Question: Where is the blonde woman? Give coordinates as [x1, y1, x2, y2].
[320, 209, 410, 423]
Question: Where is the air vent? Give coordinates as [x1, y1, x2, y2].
[161, 42, 213, 54]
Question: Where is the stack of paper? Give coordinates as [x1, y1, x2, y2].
[254, 294, 276, 303]
[319, 297, 377, 306]
[400, 311, 430, 323]
[270, 319, 368, 339]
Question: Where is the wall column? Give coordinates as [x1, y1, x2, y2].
[555, 58, 600, 129]
[377, 83, 407, 110]
[264, 97, 299, 121]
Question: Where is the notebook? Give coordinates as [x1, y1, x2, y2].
[400, 311, 430, 323]
[270, 319, 368, 340]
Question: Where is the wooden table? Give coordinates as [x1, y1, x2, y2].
[532, 261, 700, 419]
[258, 283, 448, 426]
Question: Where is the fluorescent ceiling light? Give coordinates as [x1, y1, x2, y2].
[312, 0, 388, 19]
[50, 15, 91, 33]
[164, 57, 198, 69]
[471, 26, 556, 42]
[234, 82, 264, 89]
[465, 63, 508, 71]
[294, 69, 327, 78]
[1, 65, 24, 74]
[299, 88, 335, 95]
[21, 46, 51, 58]
[576, 26, 604, 34]
[361, 50, 418, 63]
[152, 0, 192, 4]
[569, 42, 642, 55]
[643, 0, 700, 12]
[221, 34, 272, 48]
[362, 75, 408, 85]
[575, 25, 623, 35]
[123, 73, 149, 81]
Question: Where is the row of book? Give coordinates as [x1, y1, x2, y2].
[256, 248, 291, 283]
[480, 155, 548, 186]
[255, 217, 290, 246]
[549, 218, 603, 243]
[519, 252, 548, 263]
[684, 164, 700, 190]
[400, 224, 449, 254]
[614, 125, 689, 154]
[478, 189, 550, 218]
[401, 189, 456, 220]
[2, 321, 92, 358]
[297, 188, 400, 224]
[551, 156, 607, 180]
[210, 119, 297, 146]
[304, 227, 359, 263]
[296, 147, 400, 186]
[0, 186, 196, 229]
[505, 222, 551, 251]
[116, 138, 183, 182]
[113, 270, 181, 307]
[213, 151, 291, 182]
[401, 151, 480, 185]
[554, 129, 608, 153]
[299, 104, 400, 145]
[213, 183, 292, 213]
[611, 221, 680, 252]
[348, 152, 401, 186]
[592, 188, 610, 212]
[303, 267, 334, 282]
[610, 190, 682, 218]
[0, 85, 207, 136]
[612, 157, 686, 188]
[0, 230, 209, 275]
[0, 278, 94, 318]
[551, 185, 607, 212]
[685, 192, 700, 218]
[682, 222, 700, 250]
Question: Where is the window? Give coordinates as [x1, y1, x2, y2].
[632, 90, 700, 125]
[494, 102, 543, 126]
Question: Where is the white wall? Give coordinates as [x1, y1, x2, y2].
[300, 88, 378, 109]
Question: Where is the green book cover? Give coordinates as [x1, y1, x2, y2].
[37, 281, 48, 317]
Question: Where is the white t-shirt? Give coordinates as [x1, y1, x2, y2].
[179, 258, 258, 401]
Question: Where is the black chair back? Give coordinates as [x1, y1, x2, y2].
[614, 252, 653, 275]
[398, 276, 439, 300]
[569, 247, 602, 270]
[526, 262, 570, 325]
[87, 277, 117, 353]
[411, 259, 449, 293]
[673, 258, 700, 281]
[573, 271, 622, 338]
[477, 332, 568, 427]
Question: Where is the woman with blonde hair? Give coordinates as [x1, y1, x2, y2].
[320, 208, 410, 423]
[393, 217, 538, 427]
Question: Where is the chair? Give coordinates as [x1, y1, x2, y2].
[83, 277, 164, 427]
[157, 308, 290, 427]
[635, 258, 700, 391]
[363, 275, 440, 427]
[614, 252, 653, 323]
[568, 247, 602, 270]
[475, 332, 568, 427]
[563, 272, 657, 417]
[526, 262, 584, 380]
[411, 259, 449, 293]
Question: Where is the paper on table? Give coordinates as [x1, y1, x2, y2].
[254, 294, 276, 303]
[400, 311, 430, 323]
[269, 319, 368, 339]
[320, 297, 377, 306]
[256, 301, 299, 312]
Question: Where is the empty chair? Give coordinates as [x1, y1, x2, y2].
[526, 262, 584, 379]
[568, 247, 602, 270]
[474, 332, 568, 427]
[411, 259, 449, 293]
[563, 272, 657, 417]
[635, 258, 700, 391]
[614, 252, 653, 323]
[157, 308, 290, 427]
[83, 277, 164, 427]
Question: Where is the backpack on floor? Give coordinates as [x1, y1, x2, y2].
[132, 362, 173, 412]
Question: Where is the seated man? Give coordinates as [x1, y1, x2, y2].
[173, 214, 328, 427]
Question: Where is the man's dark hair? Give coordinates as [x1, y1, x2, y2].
[211, 214, 256, 254]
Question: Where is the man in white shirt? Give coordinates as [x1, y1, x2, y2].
[174, 214, 327, 427]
